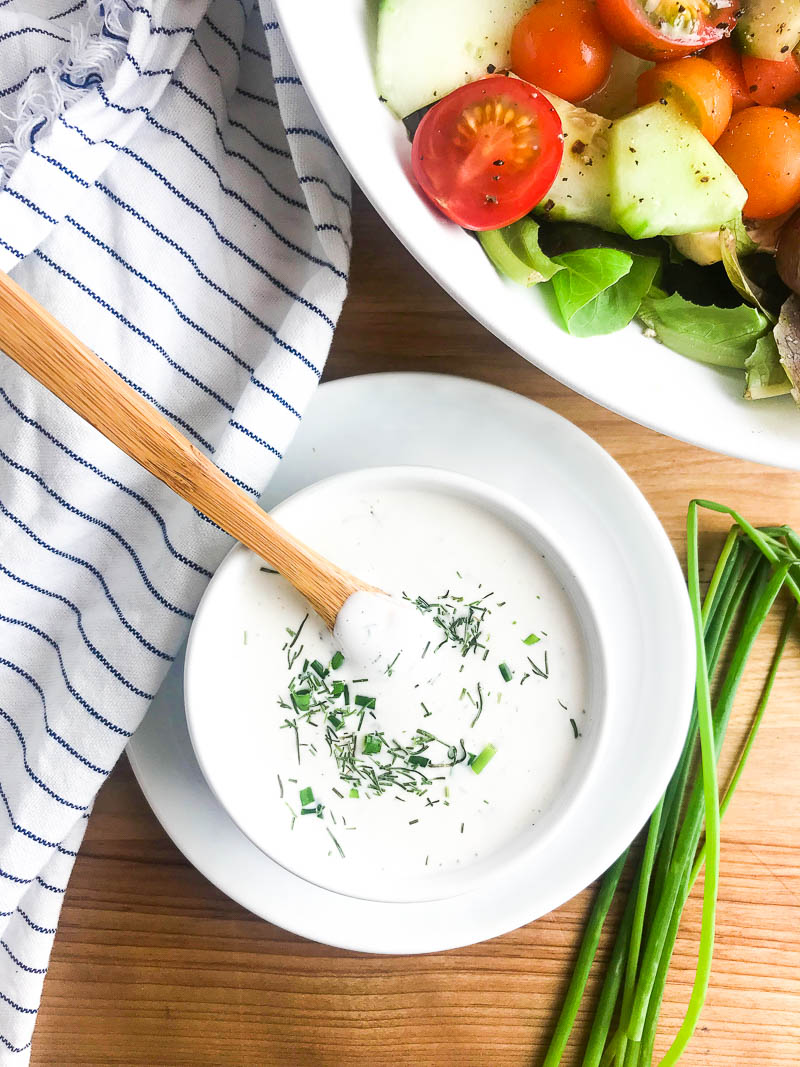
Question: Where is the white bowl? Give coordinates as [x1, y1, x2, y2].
[272, 0, 800, 469]
[184, 465, 609, 903]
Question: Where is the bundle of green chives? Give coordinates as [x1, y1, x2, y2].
[542, 500, 800, 1067]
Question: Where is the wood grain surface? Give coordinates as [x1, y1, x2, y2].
[31, 188, 800, 1066]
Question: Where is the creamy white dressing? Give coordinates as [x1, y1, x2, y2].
[188, 476, 596, 901]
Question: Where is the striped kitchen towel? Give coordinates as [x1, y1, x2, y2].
[0, 0, 351, 1058]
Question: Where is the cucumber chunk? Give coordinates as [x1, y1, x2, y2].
[375, 0, 530, 118]
[735, 0, 800, 61]
[609, 101, 747, 240]
[535, 93, 622, 234]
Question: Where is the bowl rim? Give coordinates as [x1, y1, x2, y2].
[184, 462, 612, 904]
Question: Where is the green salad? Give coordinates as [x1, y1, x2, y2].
[375, 0, 800, 406]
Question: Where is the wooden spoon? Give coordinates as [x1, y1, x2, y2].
[0, 269, 382, 629]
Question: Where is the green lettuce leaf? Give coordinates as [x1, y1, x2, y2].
[478, 219, 562, 286]
[744, 334, 792, 400]
[638, 291, 770, 368]
[551, 248, 661, 337]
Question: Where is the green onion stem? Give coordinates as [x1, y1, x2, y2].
[654, 502, 721, 1066]
[690, 598, 797, 889]
[542, 849, 629, 1067]
[695, 500, 800, 604]
[629, 559, 789, 1047]
[651, 531, 749, 915]
[639, 600, 796, 1065]
[615, 796, 664, 1063]
[705, 546, 760, 677]
[582, 891, 636, 1067]
[638, 865, 690, 1065]
[700, 527, 739, 628]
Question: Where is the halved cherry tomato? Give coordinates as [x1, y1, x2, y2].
[596, 0, 740, 60]
[702, 39, 754, 112]
[411, 76, 564, 231]
[715, 107, 800, 219]
[637, 57, 733, 142]
[510, 0, 614, 103]
[741, 52, 800, 106]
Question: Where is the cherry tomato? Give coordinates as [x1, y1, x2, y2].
[596, 0, 740, 60]
[702, 40, 754, 112]
[411, 76, 564, 231]
[637, 57, 733, 142]
[510, 0, 614, 103]
[715, 107, 800, 219]
[741, 52, 800, 106]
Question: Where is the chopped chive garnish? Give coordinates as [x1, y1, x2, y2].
[523, 633, 540, 645]
[291, 691, 311, 711]
[288, 614, 308, 650]
[570, 718, 580, 739]
[332, 787, 343, 799]
[277, 774, 283, 798]
[499, 662, 512, 682]
[355, 694, 376, 709]
[310, 659, 327, 678]
[527, 651, 549, 679]
[327, 714, 343, 729]
[331, 680, 345, 697]
[409, 755, 430, 767]
[259, 566, 278, 574]
[421, 701, 432, 718]
[349, 788, 359, 799]
[243, 630, 248, 645]
[330, 650, 345, 670]
[327, 828, 345, 858]
[299, 786, 314, 806]
[409, 819, 419, 825]
[471, 744, 497, 775]
[362, 734, 382, 755]
[386, 652, 401, 675]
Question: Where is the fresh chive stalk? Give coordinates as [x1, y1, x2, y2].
[542, 849, 629, 1067]
[540, 505, 798, 1066]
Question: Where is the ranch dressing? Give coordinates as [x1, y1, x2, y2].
[192, 479, 591, 899]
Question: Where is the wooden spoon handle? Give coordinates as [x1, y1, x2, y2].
[0, 269, 374, 629]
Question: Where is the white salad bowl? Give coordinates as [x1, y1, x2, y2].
[184, 465, 610, 904]
[272, 0, 800, 469]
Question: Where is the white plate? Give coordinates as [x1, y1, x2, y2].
[271, 1, 800, 470]
[127, 373, 694, 954]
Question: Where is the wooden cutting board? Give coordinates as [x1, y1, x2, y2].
[32, 189, 800, 1066]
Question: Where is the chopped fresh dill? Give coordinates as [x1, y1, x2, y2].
[527, 650, 550, 679]
[327, 828, 345, 858]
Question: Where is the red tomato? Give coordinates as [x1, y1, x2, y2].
[741, 52, 800, 106]
[702, 39, 754, 112]
[637, 57, 733, 142]
[596, 0, 740, 60]
[715, 107, 800, 219]
[411, 76, 564, 231]
[510, 0, 614, 102]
